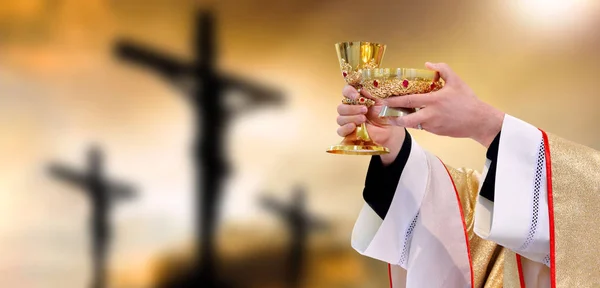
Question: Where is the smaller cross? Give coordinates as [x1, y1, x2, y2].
[48, 146, 136, 288]
[260, 185, 329, 288]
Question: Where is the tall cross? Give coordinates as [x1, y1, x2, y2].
[260, 186, 329, 288]
[48, 146, 136, 288]
[114, 9, 284, 286]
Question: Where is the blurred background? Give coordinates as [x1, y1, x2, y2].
[1, 0, 600, 287]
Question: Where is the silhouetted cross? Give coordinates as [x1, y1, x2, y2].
[260, 186, 329, 288]
[114, 9, 284, 286]
[48, 146, 136, 288]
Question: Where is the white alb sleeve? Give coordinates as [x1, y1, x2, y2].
[474, 114, 550, 265]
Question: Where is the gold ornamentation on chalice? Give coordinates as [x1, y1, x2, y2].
[340, 59, 368, 86]
[359, 68, 444, 99]
[362, 77, 443, 99]
[342, 97, 375, 107]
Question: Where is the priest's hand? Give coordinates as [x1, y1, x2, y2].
[383, 62, 505, 148]
[337, 85, 406, 165]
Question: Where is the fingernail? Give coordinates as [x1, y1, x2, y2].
[361, 106, 368, 113]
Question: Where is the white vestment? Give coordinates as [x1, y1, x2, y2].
[351, 115, 551, 287]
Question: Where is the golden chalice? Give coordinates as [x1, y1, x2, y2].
[327, 41, 444, 155]
[326, 41, 388, 155]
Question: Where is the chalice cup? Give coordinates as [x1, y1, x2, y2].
[360, 68, 444, 119]
[326, 41, 387, 155]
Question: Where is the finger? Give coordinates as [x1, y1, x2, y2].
[337, 104, 368, 116]
[337, 114, 366, 126]
[343, 84, 383, 105]
[393, 109, 429, 128]
[383, 93, 435, 109]
[425, 62, 456, 83]
[337, 123, 356, 137]
[342, 85, 360, 100]
[359, 87, 379, 101]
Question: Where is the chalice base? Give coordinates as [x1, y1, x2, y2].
[326, 137, 389, 155]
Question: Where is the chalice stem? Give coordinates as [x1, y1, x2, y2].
[355, 123, 372, 142]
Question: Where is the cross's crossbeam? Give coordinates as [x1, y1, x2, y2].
[115, 43, 192, 81]
[48, 164, 136, 200]
[260, 195, 329, 231]
[114, 41, 284, 109]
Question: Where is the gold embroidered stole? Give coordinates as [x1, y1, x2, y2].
[447, 167, 504, 288]
[545, 133, 600, 287]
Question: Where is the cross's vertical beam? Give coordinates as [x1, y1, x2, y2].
[193, 11, 226, 281]
[88, 148, 109, 288]
[288, 188, 307, 288]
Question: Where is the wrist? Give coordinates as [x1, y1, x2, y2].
[473, 105, 505, 148]
[380, 127, 406, 166]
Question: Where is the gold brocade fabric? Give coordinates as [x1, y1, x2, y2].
[503, 250, 522, 288]
[547, 133, 600, 287]
[446, 167, 505, 288]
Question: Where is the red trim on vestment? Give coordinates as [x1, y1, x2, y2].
[388, 264, 393, 288]
[441, 160, 475, 288]
[516, 255, 526, 288]
[540, 129, 556, 288]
